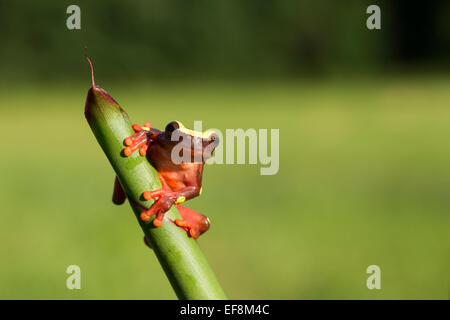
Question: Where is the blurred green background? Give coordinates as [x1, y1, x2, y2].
[0, 1, 449, 299]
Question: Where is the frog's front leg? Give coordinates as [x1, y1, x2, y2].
[113, 176, 205, 237]
[123, 122, 160, 157]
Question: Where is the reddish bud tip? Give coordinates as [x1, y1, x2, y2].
[85, 49, 96, 88]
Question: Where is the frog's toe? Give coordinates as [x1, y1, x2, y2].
[143, 189, 166, 200]
[140, 197, 174, 228]
[175, 219, 200, 239]
[131, 122, 152, 133]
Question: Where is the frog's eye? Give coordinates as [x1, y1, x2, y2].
[210, 133, 219, 145]
[165, 121, 180, 133]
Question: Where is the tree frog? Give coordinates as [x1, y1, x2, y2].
[112, 120, 219, 239]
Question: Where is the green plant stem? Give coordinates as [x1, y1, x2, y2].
[85, 85, 226, 300]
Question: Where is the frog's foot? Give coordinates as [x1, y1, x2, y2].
[175, 204, 210, 239]
[174, 219, 201, 239]
[123, 121, 152, 157]
[140, 189, 177, 227]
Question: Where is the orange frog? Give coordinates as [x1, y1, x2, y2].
[113, 120, 219, 239]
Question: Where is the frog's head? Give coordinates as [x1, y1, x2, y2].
[162, 121, 219, 162]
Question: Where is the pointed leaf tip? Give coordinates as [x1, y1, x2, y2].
[83, 55, 128, 121]
[84, 86, 128, 123]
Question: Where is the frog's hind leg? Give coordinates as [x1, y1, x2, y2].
[112, 176, 127, 205]
[175, 204, 210, 239]
[143, 236, 152, 250]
